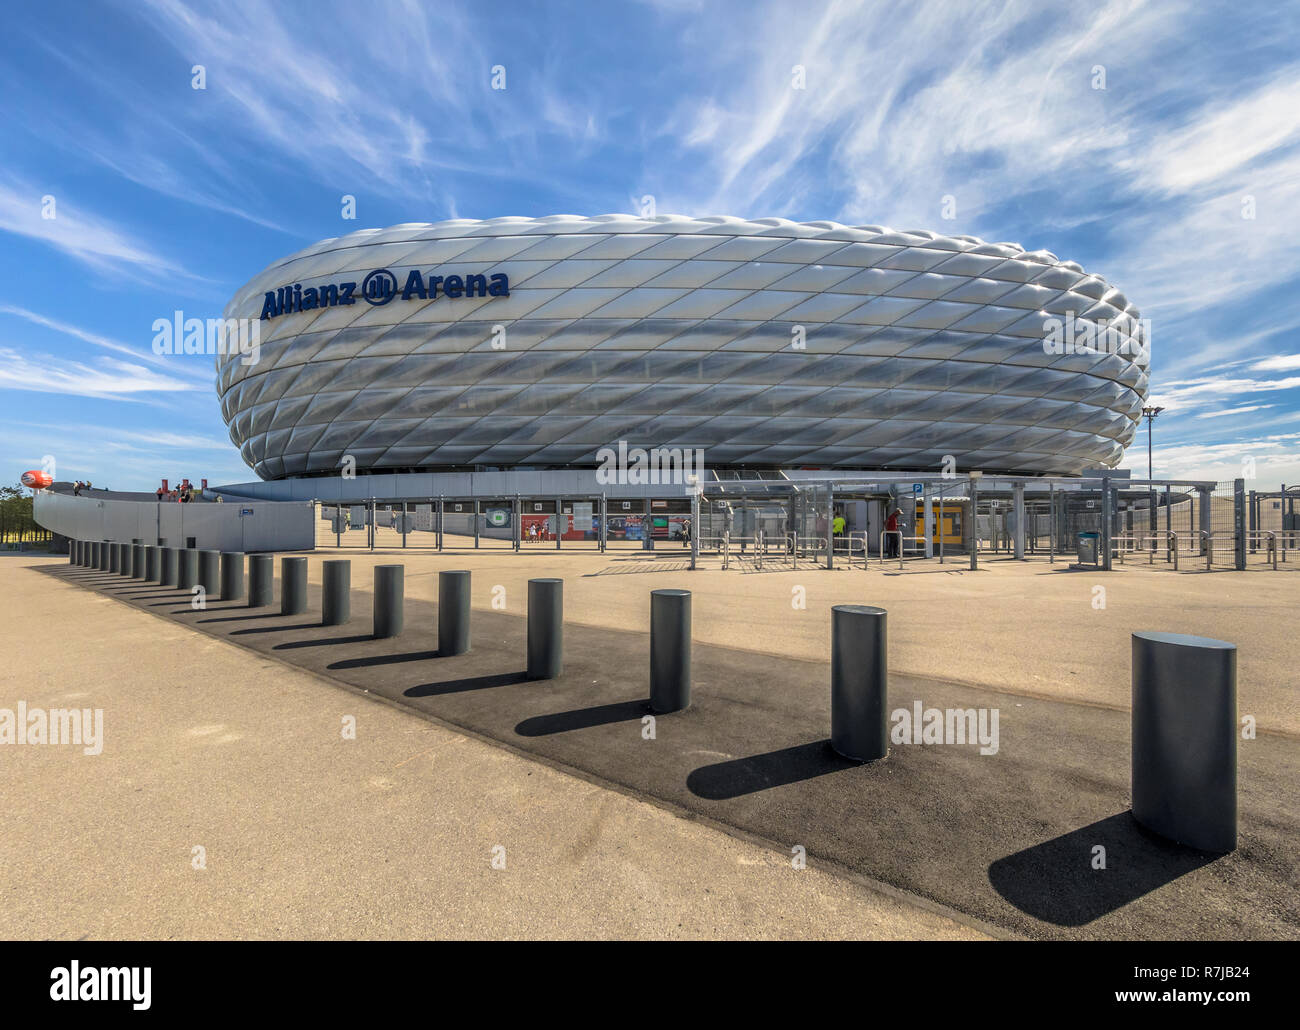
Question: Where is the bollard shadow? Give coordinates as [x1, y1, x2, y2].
[405, 671, 529, 698]
[231, 622, 322, 635]
[687, 740, 861, 800]
[515, 698, 650, 737]
[198, 611, 281, 624]
[270, 634, 376, 651]
[988, 811, 1220, 927]
[327, 648, 440, 668]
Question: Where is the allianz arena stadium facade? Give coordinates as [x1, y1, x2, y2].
[217, 215, 1149, 482]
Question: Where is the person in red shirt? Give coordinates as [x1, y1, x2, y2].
[885, 505, 900, 558]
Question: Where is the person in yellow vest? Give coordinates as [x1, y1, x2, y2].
[832, 512, 846, 537]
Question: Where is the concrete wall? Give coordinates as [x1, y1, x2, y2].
[34, 492, 314, 552]
[211, 468, 697, 503]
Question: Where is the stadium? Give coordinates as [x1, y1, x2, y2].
[216, 215, 1150, 484]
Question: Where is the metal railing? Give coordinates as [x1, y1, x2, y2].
[879, 530, 904, 570]
[1115, 531, 1180, 570]
[833, 532, 871, 570]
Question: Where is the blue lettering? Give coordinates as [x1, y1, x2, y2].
[402, 270, 427, 300]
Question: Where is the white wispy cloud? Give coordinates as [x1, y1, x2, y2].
[0, 176, 207, 285]
[0, 304, 211, 382]
[1194, 404, 1275, 419]
[0, 346, 197, 399]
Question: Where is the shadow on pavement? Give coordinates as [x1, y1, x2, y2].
[405, 671, 529, 697]
[515, 698, 649, 736]
[687, 739, 862, 799]
[988, 812, 1219, 926]
[327, 648, 440, 666]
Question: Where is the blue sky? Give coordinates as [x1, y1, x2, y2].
[1, 0, 1298, 490]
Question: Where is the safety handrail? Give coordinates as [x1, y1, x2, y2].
[879, 530, 904, 570]
[1246, 531, 1279, 570]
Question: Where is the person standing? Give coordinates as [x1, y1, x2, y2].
[885, 505, 900, 558]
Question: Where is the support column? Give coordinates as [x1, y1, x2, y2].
[1198, 486, 1212, 557]
[1101, 476, 1113, 571]
[1248, 489, 1257, 552]
[968, 477, 979, 571]
[1013, 481, 1025, 560]
[825, 488, 834, 570]
[1234, 478, 1246, 570]
[923, 485, 934, 559]
[690, 489, 699, 571]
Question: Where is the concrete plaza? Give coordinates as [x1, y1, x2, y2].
[3, 547, 1298, 939]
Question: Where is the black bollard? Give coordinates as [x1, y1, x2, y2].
[92, 542, 102, 569]
[281, 556, 307, 615]
[248, 554, 273, 608]
[133, 544, 146, 579]
[220, 552, 245, 602]
[373, 564, 404, 638]
[177, 548, 199, 591]
[527, 578, 563, 679]
[100, 541, 112, 571]
[650, 589, 691, 713]
[144, 545, 159, 582]
[108, 543, 120, 574]
[830, 605, 889, 762]
[197, 550, 219, 595]
[69, 541, 78, 565]
[1132, 631, 1237, 852]
[322, 560, 350, 626]
[121, 543, 136, 577]
[160, 547, 178, 587]
[438, 570, 471, 655]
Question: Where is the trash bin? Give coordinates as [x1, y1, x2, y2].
[1077, 531, 1100, 564]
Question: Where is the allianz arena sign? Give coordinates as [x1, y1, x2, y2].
[259, 267, 510, 320]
